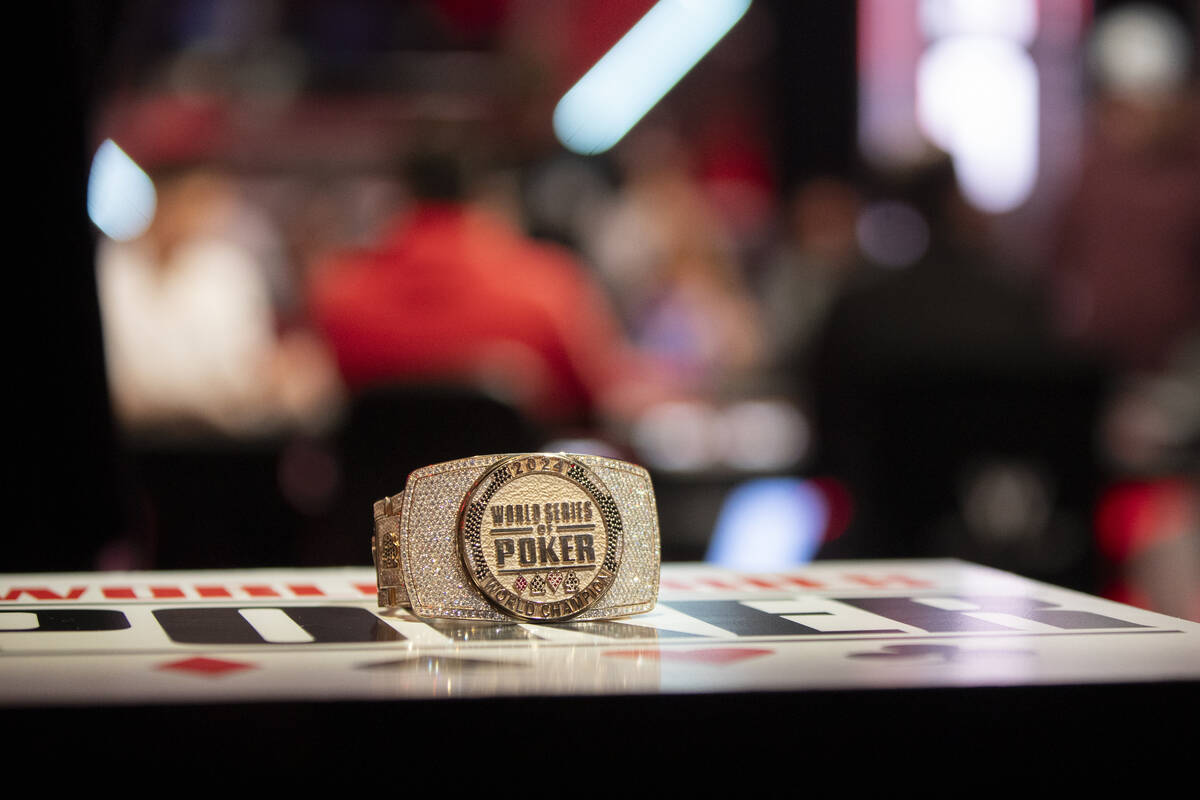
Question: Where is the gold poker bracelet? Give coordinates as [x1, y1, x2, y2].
[372, 453, 661, 623]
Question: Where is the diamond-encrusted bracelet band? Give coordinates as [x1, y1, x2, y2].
[372, 453, 661, 623]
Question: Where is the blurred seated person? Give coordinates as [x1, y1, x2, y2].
[811, 155, 1080, 570]
[97, 168, 341, 437]
[307, 153, 668, 426]
[760, 176, 862, 377]
[1051, 5, 1200, 376]
[584, 129, 766, 390]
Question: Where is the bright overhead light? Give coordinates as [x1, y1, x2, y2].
[87, 139, 157, 241]
[920, 0, 1037, 46]
[917, 37, 1039, 213]
[553, 0, 751, 155]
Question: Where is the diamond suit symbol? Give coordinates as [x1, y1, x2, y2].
[158, 656, 256, 677]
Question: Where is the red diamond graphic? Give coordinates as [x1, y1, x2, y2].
[159, 656, 256, 677]
[604, 648, 773, 665]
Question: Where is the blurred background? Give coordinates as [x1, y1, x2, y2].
[23, 0, 1199, 620]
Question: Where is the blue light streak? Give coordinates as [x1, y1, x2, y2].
[87, 139, 157, 241]
[553, 0, 751, 155]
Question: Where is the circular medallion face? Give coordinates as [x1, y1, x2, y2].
[459, 454, 623, 622]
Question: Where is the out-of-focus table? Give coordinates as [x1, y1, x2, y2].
[4, 560, 1196, 771]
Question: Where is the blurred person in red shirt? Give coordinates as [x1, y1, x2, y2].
[308, 153, 667, 425]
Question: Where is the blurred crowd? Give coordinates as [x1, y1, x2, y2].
[75, 1, 1198, 619]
